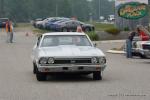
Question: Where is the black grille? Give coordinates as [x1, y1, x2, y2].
[143, 44, 150, 50]
[54, 58, 91, 64]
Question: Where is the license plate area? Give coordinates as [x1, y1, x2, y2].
[62, 66, 84, 71]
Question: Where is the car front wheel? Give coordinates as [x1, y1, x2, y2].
[85, 27, 91, 32]
[93, 71, 102, 80]
[33, 63, 37, 74]
[140, 54, 147, 59]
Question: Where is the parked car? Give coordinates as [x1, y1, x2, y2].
[50, 20, 95, 32]
[0, 18, 9, 28]
[32, 18, 45, 27]
[36, 17, 53, 28]
[45, 17, 70, 29]
[31, 32, 107, 81]
[34, 18, 46, 28]
[132, 40, 150, 58]
[41, 17, 60, 29]
[46, 18, 70, 30]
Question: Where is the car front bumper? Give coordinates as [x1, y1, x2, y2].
[140, 49, 150, 57]
[132, 48, 150, 58]
[37, 64, 106, 73]
[133, 49, 150, 56]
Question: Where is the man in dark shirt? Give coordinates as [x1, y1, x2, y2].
[128, 31, 136, 41]
[126, 31, 136, 58]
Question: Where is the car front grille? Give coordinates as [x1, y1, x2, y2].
[54, 58, 91, 64]
[142, 44, 150, 50]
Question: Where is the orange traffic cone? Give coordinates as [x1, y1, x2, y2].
[76, 26, 83, 32]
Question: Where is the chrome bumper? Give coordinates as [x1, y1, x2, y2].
[138, 49, 150, 56]
[37, 64, 106, 72]
[133, 49, 150, 56]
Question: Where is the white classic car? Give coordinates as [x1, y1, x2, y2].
[132, 40, 150, 58]
[32, 32, 106, 81]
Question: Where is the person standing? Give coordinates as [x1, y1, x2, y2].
[5, 20, 13, 43]
[9, 21, 14, 43]
[126, 31, 136, 58]
[137, 27, 150, 41]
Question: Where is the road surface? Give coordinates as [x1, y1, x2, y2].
[0, 30, 150, 100]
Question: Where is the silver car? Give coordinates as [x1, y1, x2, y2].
[31, 32, 106, 81]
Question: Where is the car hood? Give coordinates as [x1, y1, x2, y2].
[38, 45, 105, 58]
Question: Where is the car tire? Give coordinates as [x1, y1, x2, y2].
[93, 71, 102, 80]
[140, 54, 147, 59]
[62, 28, 68, 32]
[85, 27, 91, 32]
[36, 73, 47, 81]
[33, 63, 37, 74]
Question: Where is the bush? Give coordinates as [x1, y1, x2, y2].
[124, 27, 130, 31]
[86, 31, 99, 41]
[105, 28, 120, 35]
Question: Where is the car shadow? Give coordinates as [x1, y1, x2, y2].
[45, 74, 99, 82]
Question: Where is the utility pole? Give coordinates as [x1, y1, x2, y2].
[0, 0, 4, 17]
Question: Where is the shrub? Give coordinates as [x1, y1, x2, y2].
[86, 31, 99, 41]
[105, 28, 120, 35]
[124, 27, 130, 31]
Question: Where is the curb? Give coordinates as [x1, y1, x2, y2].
[107, 50, 126, 54]
[94, 40, 126, 44]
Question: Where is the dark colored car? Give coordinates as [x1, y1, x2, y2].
[51, 20, 95, 32]
[46, 19, 70, 30]
[33, 18, 46, 28]
[45, 19, 62, 30]
[0, 18, 9, 28]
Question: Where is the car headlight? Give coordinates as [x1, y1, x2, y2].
[99, 57, 106, 64]
[39, 57, 48, 64]
[91, 57, 98, 64]
[48, 57, 54, 64]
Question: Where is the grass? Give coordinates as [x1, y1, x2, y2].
[32, 28, 50, 34]
[87, 21, 115, 31]
[15, 23, 50, 36]
[15, 23, 32, 28]
[105, 27, 121, 35]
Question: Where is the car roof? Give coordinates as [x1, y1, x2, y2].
[59, 20, 84, 24]
[0, 18, 9, 19]
[43, 32, 86, 36]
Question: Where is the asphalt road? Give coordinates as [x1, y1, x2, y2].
[0, 30, 150, 100]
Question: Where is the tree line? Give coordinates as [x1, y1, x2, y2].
[0, 0, 114, 22]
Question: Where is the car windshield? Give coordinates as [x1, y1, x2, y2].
[0, 18, 8, 22]
[41, 35, 92, 47]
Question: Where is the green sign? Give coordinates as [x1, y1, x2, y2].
[118, 2, 148, 19]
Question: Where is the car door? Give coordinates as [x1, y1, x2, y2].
[72, 21, 81, 31]
[63, 21, 73, 31]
